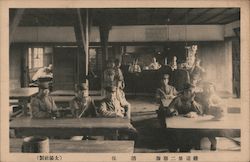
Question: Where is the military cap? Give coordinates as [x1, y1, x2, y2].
[38, 82, 49, 89]
[76, 83, 88, 91]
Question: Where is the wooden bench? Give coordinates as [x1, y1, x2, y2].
[10, 138, 134, 153]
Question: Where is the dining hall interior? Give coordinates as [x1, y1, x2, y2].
[9, 8, 241, 153]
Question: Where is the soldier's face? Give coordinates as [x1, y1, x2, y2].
[184, 88, 194, 98]
[163, 78, 169, 85]
[77, 90, 88, 98]
[191, 78, 198, 85]
[107, 91, 116, 99]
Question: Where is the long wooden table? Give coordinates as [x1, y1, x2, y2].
[10, 117, 137, 138]
[165, 114, 241, 130]
[9, 88, 39, 115]
[162, 114, 241, 152]
[10, 138, 134, 153]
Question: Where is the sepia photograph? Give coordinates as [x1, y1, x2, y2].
[1, 0, 249, 162]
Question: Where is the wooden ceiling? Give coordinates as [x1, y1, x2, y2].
[10, 8, 240, 27]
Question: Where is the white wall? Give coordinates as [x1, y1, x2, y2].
[199, 41, 232, 93]
[12, 25, 227, 43]
[109, 25, 224, 42]
[12, 27, 76, 42]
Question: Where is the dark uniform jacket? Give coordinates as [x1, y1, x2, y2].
[168, 95, 203, 115]
[99, 98, 125, 118]
[70, 96, 97, 118]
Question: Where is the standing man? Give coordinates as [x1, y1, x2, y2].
[70, 84, 97, 118]
[114, 59, 124, 87]
[30, 82, 58, 118]
[103, 60, 116, 96]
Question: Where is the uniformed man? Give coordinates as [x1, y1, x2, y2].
[30, 82, 58, 118]
[167, 83, 203, 116]
[156, 74, 178, 108]
[99, 85, 127, 118]
[114, 59, 124, 87]
[165, 83, 203, 152]
[70, 84, 97, 118]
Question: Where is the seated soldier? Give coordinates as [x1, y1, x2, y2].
[30, 82, 58, 118]
[70, 84, 97, 118]
[156, 74, 178, 108]
[99, 85, 127, 118]
[164, 83, 203, 152]
[116, 81, 131, 119]
[166, 83, 203, 117]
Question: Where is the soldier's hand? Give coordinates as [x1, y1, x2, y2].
[116, 112, 124, 118]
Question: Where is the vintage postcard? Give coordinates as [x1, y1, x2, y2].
[0, 0, 249, 162]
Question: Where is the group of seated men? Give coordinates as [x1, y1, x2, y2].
[30, 81, 131, 120]
[156, 72, 224, 151]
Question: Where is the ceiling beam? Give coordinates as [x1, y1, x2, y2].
[199, 9, 229, 23]
[176, 8, 193, 24]
[220, 13, 240, 24]
[217, 12, 240, 23]
[10, 9, 25, 44]
[189, 8, 211, 23]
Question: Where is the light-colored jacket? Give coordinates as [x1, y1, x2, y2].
[30, 95, 57, 118]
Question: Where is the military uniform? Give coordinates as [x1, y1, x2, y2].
[99, 97, 126, 118]
[70, 96, 97, 118]
[156, 85, 177, 100]
[168, 95, 203, 115]
[30, 95, 57, 118]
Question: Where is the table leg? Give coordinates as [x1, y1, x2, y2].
[115, 130, 119, 140]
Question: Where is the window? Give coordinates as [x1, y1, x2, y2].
[28, 47, 44, 69]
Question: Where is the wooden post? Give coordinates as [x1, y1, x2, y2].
[10, 9, 25, 44]
[85, 9, 89, 86]
[74, 9, 90, 86]
[99, 24, 111, 95]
